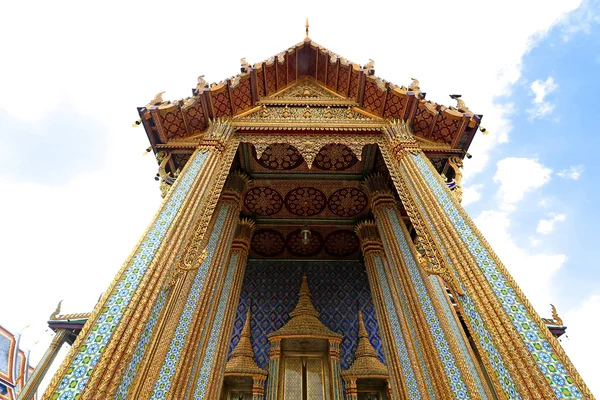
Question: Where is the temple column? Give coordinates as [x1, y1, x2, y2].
[128, 171, 249, 399]
[252, 375, 267, 400]
[328, 340, 344, 400]
[344, 377, 358, 400]
[187, 218, 256, 399]
[265, 339, 281, 400]
[364, 173, 486, 399]
[45, 121, 238, 400]
[355, 221, 430, 400]
[380, 120, 592, 398]
[17, 329, 69, 400]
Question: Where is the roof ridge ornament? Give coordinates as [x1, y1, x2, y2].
[305, 18, 310, 41]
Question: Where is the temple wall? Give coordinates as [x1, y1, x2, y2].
[228, 261, 385, 370]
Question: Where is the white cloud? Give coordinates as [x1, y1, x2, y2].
[475, 210, 566, 310]
[537, 213, 567, 234]
[557, 165, 584, 180]
[529, 235, 542, 246]
[493, 157, 552, 210]
[560, 0, 600, 41]
[528, 77, 559, 120]
[462, 184, 483, 206]
[561, 294, 600, 395]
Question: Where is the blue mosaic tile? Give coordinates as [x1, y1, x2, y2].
[193, 252, 240, 398]
[53, 150, 209, 399]
[150, 204, 232, 399]
[381, 209, 469, 398]
[115, 290, 167, 399]
[400, 163, 520, 399]
[412, 153, 582, 399]
[429, 276, 488, 398]
[372, 256, 421, 399]
[378, 239, 436, 399]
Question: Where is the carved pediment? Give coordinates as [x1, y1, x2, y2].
[233, 80, 383, 131]
[260, 78, 356, 106]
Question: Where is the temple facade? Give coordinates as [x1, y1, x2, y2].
[43, 31, 593, 399]
[0, 324, 35, 400]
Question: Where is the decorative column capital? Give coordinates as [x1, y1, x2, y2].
[355, 221, 384, 255]
[269, 339, 281, 359]
[382, 120, 420, 159]
[363, 173, 396, 212]
[221, 171, 251, 206]
[328, 340, 341, 360]
[197, 119, 235, 153]
[231, 218, 256, 253]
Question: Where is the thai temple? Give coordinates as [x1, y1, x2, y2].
[33, 24, 593, 399]
[0, 324, 34, 400]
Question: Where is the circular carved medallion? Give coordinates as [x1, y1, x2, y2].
[286, 229, 324, 257]
[255, 143, 304, 170]
[251, 229, 285, 257]
[327, 188, 368, 217]
[244, 187, 283, 216]
[284, 187, 327, 217]
[313, 144, 359, 171]
[325, 230, 360, 257]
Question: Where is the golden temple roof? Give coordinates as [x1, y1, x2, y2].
[268, 275, 342, 341]
[225, 308, 267, 377]
[342, 310, 388, 379]
[138, 36, 483, 158]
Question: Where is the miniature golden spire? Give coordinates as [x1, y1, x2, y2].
[269, 275, 342, 339]
[305, 18, 310, 40]
[342, 309, 388, 378]
[290, 274, 320, 319]
[225, 307, 267, 376]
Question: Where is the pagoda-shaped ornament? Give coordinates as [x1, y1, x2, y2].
[268, 275, 342, 340]
[224, 308, 267, 399]
[342, 310, 390, 400]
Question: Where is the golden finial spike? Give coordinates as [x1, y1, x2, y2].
[305, 18, 310, 40]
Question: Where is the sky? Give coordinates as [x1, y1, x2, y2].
[0, 0, 598, 396]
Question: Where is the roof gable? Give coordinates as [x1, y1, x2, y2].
[138, 39, 481, 153]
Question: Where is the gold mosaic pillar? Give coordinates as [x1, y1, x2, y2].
[380, 120, 593, 398]
[328, 340, 344, 400]
[265, 339, 281, 400]
[45, 121, 238, 399]
[131, 171, 249, 399]
[364, 173, 488, 399]
[187, 218, 257, 399]
[355, 221, 429, 400]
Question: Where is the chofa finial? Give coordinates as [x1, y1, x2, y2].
[305, 18, 310, 40]
[50, 300, 63, 320]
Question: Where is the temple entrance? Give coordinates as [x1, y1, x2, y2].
[280, 339, 331, 400]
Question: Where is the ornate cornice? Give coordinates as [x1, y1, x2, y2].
[231, 218, 256, 253]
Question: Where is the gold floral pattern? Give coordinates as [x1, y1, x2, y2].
[286, 229, 324, 257]
[324, 230, 359, 257]
[251, 229, 285, 257]
[284, 187, 327, 216]
[244, 187, 283, 216]
[327, 188, 368, 217]
[255, 143, 304, 170]
[313, 144, 359, 171]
